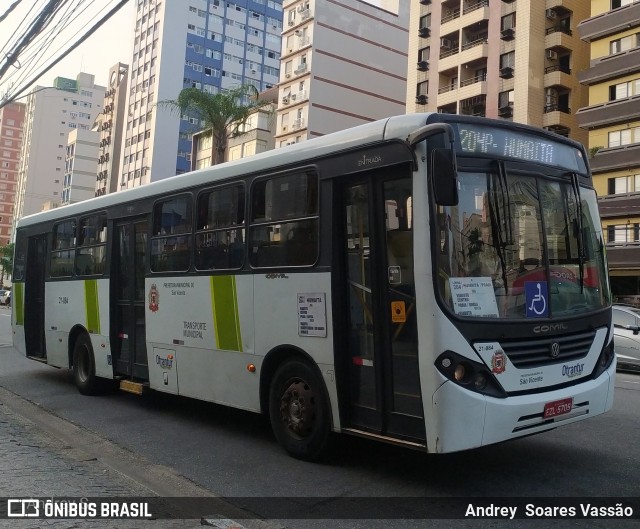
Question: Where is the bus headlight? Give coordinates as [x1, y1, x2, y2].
[591, 339, 614, 379]
[436, 351, 506, 398]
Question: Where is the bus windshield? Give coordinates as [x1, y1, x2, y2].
[436, 168, 610, 319]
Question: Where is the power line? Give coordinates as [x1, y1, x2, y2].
[0, 0, 24, 24]
[0, 0, 67, 80]
[2, 0, 95, 92]
[0, 0, 130, 109]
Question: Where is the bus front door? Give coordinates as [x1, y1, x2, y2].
[111, 219, 149, 381]
[339, 173, 426, 443]
[24, 235, 47, 359]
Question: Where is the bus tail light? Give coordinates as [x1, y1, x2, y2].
[436, 351, 506, 398]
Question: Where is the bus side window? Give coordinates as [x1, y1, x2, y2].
[195, 185, 245, 271]
[51, 219, 76, 278]
[249, 171, 318, 268]
[151, 196, 193, 272]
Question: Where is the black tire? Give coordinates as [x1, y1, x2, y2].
[72, 333, 100, 396]
[269, 359, 330, 461]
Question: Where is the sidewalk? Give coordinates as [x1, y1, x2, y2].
[0, 400, 202, 529]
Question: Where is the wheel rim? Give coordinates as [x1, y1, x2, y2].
[77, 345, 90, 383]
[279, 378, 317, 439]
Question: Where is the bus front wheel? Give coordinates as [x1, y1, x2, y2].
[73, 334, 99, 396]
[269, 359, 330, 461]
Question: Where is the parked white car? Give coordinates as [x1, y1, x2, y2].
[613, 304, 640, 372]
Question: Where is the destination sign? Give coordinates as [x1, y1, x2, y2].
[453, 123, 587, 173]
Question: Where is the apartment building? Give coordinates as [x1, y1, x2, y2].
[13, 73, 104, 225]
[576, 0, 640, 302]
[96, 63, 129, 197]
[0, 102, 25, 245]
[61, 129, 100, 205]
[276, 0, 409, 147]
[406, 0, 590, 144]
[120, 0, 283, 190]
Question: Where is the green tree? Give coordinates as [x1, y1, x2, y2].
[0, 242, 14, 289]
[159, 84, 271, 166]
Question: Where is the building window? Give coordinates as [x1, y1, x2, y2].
[609, 78, 640, 101]
[501, 12, 516, 30]
[608, 174, 640, 195]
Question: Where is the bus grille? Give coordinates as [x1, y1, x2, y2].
[499, 330, 595, 369]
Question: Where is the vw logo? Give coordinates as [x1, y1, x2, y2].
[550, 342, 560, 358]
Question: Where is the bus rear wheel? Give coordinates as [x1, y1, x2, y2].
[73, 333, 99, 396]
[269, 359, 330, 461]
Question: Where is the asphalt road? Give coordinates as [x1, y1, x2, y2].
[1, 308, 639, 529]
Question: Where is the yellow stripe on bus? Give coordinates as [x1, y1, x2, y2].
[210, 275, 242, 352]
[84, 280, 100, 334]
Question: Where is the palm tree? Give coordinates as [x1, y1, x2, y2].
[0, 242, 13, 289]
[159, 84, 271, 166]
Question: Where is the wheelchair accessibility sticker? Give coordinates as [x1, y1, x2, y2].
[525, 281, 548, 318]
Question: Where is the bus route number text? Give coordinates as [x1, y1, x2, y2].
[459, 128, 555, 164]
[58, 296, 69, 304]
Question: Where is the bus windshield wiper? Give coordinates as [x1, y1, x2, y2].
[569, 172, 585, 292]
[488, 161, 513, 293]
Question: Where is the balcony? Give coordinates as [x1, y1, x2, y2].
[577, 2, 640, 42]
[544, 103, 570, 114]
[589, 143, 640, 173]
[463, 0, 488, 15]
[544, 28, 574, 51]
[576, 94, 640, 129]
[543, 105, 573, 130]
[578, 47, 640, 86]
[545, 25, 572, 37]
[544, 65, 572, 88]
[599, 192, 640, 220]
[441, 9, 460, 25]
[292, 118, 305, 130]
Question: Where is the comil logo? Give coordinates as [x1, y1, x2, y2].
[7, 499, 39, 518]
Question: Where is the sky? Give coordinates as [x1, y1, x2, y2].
[0, 0, 135, 101]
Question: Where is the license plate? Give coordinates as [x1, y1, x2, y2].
[543, 397, 573, 419]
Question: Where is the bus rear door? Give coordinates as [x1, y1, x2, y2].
[111, 218, 149, 381]
[24, 235, 47, 360]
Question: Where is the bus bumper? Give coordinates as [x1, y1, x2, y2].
[431, 361, 615, 453]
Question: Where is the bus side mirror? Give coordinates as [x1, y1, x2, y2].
[432, 148, 458, 206]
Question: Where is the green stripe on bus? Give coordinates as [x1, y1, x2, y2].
[15, 282, 24, 326]
[210, 275, 242, 352]
[84, 280, 100, 334]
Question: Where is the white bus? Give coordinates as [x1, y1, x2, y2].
[12, 113, 615, 460]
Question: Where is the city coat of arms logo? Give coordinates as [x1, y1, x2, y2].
[148, 283, 159, 312]
[491, 351, 506, 374]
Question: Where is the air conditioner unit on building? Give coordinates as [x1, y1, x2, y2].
[295, 30, 302, 36]
[546, 50, 558, 60]
[285, 72, 291, 78]
[288, 20, 295, 26]
[545, 9, 556, 19]
[282, 97, 290, 104]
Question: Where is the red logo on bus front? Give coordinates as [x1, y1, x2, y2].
[491, 351, 506, 374]
[148, 284, 159, 312]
